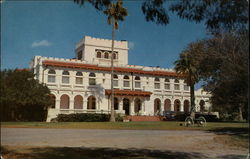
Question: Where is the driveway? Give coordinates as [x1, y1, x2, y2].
[1, 128, 248, 158]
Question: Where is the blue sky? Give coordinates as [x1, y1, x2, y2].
[1, 1, 209, 70]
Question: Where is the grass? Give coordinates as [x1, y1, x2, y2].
[1, 121, 248, 131]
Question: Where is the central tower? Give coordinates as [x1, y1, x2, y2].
[75, 36, 129, 66]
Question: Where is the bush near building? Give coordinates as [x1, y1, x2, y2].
[56, 113, 110, 122]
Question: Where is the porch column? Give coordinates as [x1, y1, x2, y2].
[130, 98, 135, 115]
[69, 99, 74, 110]
[118, 97, 123, 111]
[55, 99, 60, 109]
[160, 101, 164, 115]
[83, 98, 88, 110]
[180, 101, 184, 112]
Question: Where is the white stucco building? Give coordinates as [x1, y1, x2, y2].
[30, 36, 211, 122]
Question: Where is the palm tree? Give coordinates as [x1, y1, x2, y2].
[104, 0, 128, 122]
[174, 51, 199, 119]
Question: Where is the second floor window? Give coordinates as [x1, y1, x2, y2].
[113, 74, 118, 87]
[123, 75, 130, 87]
[164, 78, 170, 90]
[48, 69, 56, 83]
[134, 76, 141, 88]
[75, 72, 83, 84]
[184, 80, 189, 91]
[89, 72, 96, 85]
[154, 77, 160, 89]
[62, 71, 70, 84]
[174, 79, 180, 90]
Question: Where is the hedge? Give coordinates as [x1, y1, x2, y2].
[56, 113, 110, 122]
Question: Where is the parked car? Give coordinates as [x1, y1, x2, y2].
[162, 111, 176, 121]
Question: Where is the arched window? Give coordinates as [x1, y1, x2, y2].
[123, 98, 130, 115]
[164, 78, 170, 90]
[184, 80, 189, 91]
[154, 98, 161, 115]
[134, 98, 141, 113]
[164, 99, 171, 111]
[174, 79, 180, 90]
[96, 51, 102, 58]
[89, 72, 96, 85]
[62, 71, 70, 84]
[60, 94, 69, 109]
[154, 77, 160, 89]
[113, 53, 117, 59]
[87, 96, 96, 109]
[114, 97, 119, 110]
[104, 52, 109, 59]
[174, 99, 181, 112]
[113, 74, 118, 87]
[74, 95, 83, 109]
[134, 76, 141, 89]
[75, 72, 83, 84]
[123, 75, 130, 88]
[184, 100, 190, 113]
[48, 69, 56, 83]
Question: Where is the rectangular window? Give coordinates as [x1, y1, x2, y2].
[62, 76, 69, 84]
[184, 85, 189, 91]
[135, 82, 141, 88]
[123, 81, 130, 87]
[77, 51, 82, 60]
[48, 75, 55, 83]
[89, 78, 96, 85]
[114, 80, 118, 87]
[164, 84, 170, 90]
[174, 84, 180, 90]
[75, 77, 83, 84]
[154, 83, 160, 89]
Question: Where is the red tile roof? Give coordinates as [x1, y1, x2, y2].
[43, 60, 183, 77]
[105, 89, 152, 97]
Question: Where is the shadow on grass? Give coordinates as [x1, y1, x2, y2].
[207, 127, 249, 139]
[1, 146, 211, 159]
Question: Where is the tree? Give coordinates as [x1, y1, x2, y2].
[74, 0, 249, 33]
[174, 49, 199, 119]
[103, 0, 128, 122]
[0, 69, 52, 121]
[183, 30, 249, 121]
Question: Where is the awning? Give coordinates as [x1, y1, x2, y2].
[105, 89, 152, 97]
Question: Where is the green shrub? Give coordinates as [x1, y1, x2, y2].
[56, 113, 110, 122]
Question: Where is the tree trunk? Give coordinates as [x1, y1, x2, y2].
[238, 106, 243, 121]
[189, 75, 195, 119]
[110, 17, 115, 122]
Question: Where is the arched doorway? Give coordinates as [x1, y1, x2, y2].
[164, 99, 171, 111]
[87, 96, 96, 109]
[60, 94, 69, 109]
[114, 97, 119, 110]
[174, 99, 181, 112]
[74, 95, 83, 109]
[123, 98, 130, 115]
[200, 100, 205, 112]
[184, 100, 190, 113]
[154, 98, 161, 115]
[134, 98, 141, 114]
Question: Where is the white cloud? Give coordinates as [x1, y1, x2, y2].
[128, 42, 135, 50]
[31, 40, 52, 48]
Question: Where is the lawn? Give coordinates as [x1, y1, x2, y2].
[1, 121, 248, 131]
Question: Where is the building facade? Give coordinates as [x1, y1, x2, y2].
[30, 36, 211, 122]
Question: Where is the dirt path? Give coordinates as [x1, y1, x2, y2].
[1, 128, 248, 158]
